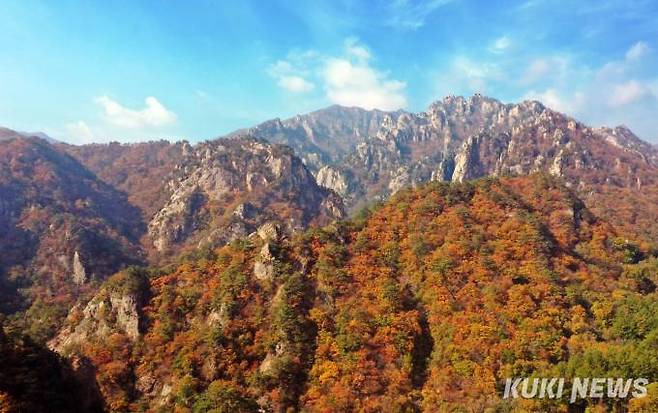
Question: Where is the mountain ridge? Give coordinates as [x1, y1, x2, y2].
[217, 96, 658, 242]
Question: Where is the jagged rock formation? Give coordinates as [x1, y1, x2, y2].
[253, 242, 275, 281]
[3, 95, 658, 350]
[48, 291, 141, 353]
[1, 132, 348, 344]
[147, 136, 344, 255]
[235, 95, 658, 241]
[355, 96, 656, 208]
[229, 105, 392, 172]
[57, 97, 658, 243]
[49, 269, 147, 354]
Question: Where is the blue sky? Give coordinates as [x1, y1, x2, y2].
[1, 0, 657, 144]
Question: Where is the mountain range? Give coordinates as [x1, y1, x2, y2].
[1, 95, 658, 412]
[3, 95, 658, 337]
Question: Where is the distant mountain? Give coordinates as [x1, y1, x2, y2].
[3, 94, 658, 345]
[18, 131, 59, 143]
[0, 127, 58, 143]
[41, 96, 658, 246]
[228, 96, 658, 242]
[228, 105, 393, 171]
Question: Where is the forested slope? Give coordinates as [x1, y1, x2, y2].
[48, 175, 658, 412]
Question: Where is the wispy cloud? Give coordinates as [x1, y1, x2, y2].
[608, 80, 652, 107]
[523, 89, 585, 114]
[518, 40, 658, 138]
[386, 0, 458, 30]
[95, 96, 177, 129]
[626, 41, 650, 61]
[345, 37, 371, 61]
[277, 76, 315, 93]
[515, 0, 544, 11]
[489, 36, 512, 54]
[433, 55, 504, 97]
[521, 56, 570, 84]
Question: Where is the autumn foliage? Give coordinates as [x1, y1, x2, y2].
[37, 175, 658, 412]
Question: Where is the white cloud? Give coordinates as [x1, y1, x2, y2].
[95, 96, 177, 128]
[523, 89, 563, 110]
[268, 57, 316, 94]
[268, 60, 294, 77]
[522, 59, 550, 83]
[516, 45, 658, 140]
[608, 80, 651, 107]
[324, 58, 407, 110]
[626, 41, 650, 61]
[490, 36, 511, 54]
[65, 121, 95, 144]
[269, 38, 408, 110]
[649, 79, 658, 98]
[516, 0, 543, 10]
[277, 75, 315, 92]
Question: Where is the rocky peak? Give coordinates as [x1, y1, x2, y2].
[147, 136, 344, 255]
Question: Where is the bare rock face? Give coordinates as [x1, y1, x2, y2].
[109, 293, 141, 340]
[451, 136, 481, 183]
[388, 166, 412, 194]
[72, 250, 87, 285]
[254, 242, 275, 281]
[147, 137, 344, 255]
[257, 222, 280, 241]
[316, 165, 351, 197]
[49, 273, 145, 354]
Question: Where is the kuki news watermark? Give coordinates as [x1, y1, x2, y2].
[502, 377, 648, 403]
